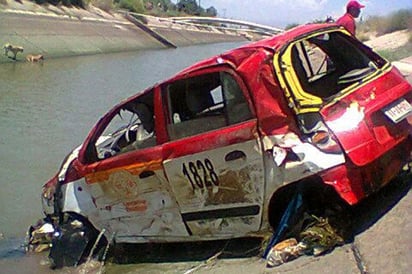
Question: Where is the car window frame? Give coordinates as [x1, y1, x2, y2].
[160, 66, 256, 142]
[274, 29, 389, 115]
[79, 88, 158, 165]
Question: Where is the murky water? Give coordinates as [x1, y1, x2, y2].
[0, 42, 246, 273]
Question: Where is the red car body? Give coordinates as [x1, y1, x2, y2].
[39, 24, 411, 251]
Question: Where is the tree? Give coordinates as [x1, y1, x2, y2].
[206, 6, 217, 17]
[176, 0, 201, 15]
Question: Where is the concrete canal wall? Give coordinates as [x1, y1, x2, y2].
[0, 1, 246, 63]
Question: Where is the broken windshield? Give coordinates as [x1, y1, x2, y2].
[93, 92, 156, 161]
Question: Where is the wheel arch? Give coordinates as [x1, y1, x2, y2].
[267, 175, 349, 231]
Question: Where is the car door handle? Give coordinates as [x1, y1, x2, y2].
[225, 150, 246, 162]
[139, 170, 155, 179]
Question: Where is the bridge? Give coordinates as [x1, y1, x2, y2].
[125, 13, 284, 47]
[166, 16, 284, 37]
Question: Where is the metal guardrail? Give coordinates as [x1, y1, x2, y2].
[123, 13, 284, 44]
[168, 16, 284, 35]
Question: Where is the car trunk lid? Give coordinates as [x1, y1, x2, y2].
[321, 68, 412, 166]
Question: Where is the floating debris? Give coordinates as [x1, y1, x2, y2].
[26, 217, 56, 253]
[26, 213, 108, 269]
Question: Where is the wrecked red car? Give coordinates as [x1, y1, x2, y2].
[29, 24, 412, 267]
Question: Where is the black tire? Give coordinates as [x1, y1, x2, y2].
[49, 213, 107, 269]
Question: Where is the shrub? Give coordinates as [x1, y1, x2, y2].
[356, 31, 370, 42]
[33, 0, 50, 4]
[118, 0, 145, 13]
[91, 0, 113, 12]
[358, 15, 385, 34]
[377, 42, 412, 62]
[285, 23, 299, 30]
[360, 9, 412, 35]
[30, 0, 89, 8]
[383, 9, 412, 33]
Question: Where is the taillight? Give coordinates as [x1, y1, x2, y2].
[297, 112, 343, 154]
[311, 130, 341, 154]
[312, 131, 329, 144]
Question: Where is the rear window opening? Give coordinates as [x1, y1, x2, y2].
[290, 32, 386, 100]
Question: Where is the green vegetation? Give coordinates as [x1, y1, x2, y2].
[358, 9, 412, 61]
[284, 23, 299, 30]
[286, 9, 411, 61]
[91, 0, 113, 12]
[359, 9, 412, 36]
[377, 42, 412, 62]
[287, 9, 411, 36]
[32, 0, 89, 8]
[116, 0, 145, 13]
[22, 0, 217, 17]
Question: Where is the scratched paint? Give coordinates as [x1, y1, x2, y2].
[163, 139, 265, 235]
[164, 140, 264, 211]
[62, 167, 189, 242]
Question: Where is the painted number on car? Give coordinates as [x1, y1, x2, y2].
[182, 159, 219, 190]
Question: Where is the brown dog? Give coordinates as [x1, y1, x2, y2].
[26, 54, 44, 62]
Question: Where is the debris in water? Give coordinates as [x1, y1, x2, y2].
[26, 213, 107, 269]
[26, 218, 56, 253]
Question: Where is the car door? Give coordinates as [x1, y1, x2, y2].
[161, 68, 265, 237]
[79, 89, 189, 241]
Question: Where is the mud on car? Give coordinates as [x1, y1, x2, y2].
[28, 24, 412, 267]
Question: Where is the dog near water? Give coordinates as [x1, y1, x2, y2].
[3, 43, 24, 60]
[26, 54, 44, 62]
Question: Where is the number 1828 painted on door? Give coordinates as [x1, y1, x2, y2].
[182, 158, 219, 190]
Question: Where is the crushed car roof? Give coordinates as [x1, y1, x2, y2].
[173, 24, 342, 76]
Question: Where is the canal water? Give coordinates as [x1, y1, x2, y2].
[0, 42, 246, 273]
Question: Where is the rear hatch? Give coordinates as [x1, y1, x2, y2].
[277, 29, 412, 167]
[322, 68, 412, 166]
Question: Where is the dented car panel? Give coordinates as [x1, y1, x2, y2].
[36, 24, 411, 257]
[163, 138, 265, 236]
[322, 69, 412, 165]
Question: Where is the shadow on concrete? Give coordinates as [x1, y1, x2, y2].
[350, 171, 411, 236]
[110, 237, 263, 264]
